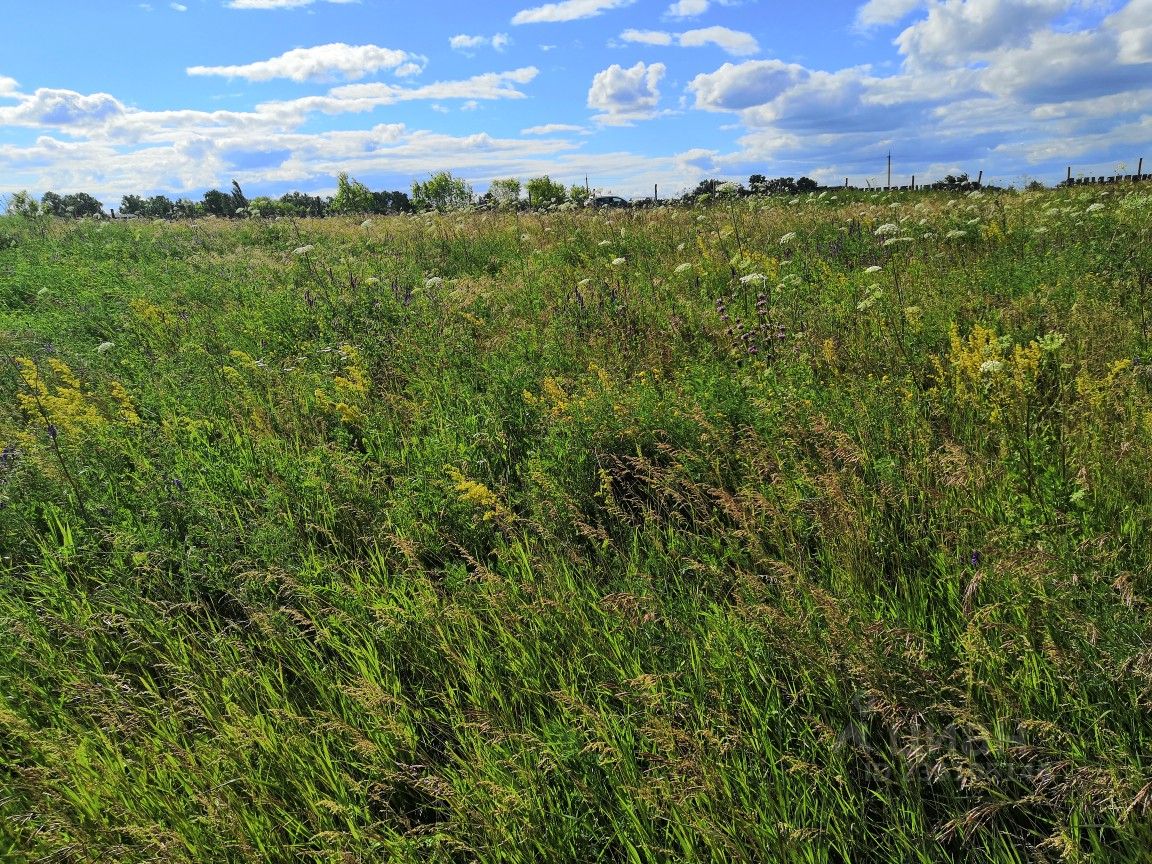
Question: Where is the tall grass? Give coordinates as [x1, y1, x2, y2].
[1, 186, 1151, 862]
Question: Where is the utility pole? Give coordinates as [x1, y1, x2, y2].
[887, 152, 892, 190]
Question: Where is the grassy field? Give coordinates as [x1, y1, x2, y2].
[1, 186, 1151, 863]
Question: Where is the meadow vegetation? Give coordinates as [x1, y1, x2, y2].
[1, 185, 1152, 862]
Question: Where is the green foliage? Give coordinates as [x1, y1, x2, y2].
[3, 186, 1152, 862]
[488, 177, 522, 210]
[411, 170, 473, 212]
[331, 171, 376, 215]
[526, 175, 567, 209]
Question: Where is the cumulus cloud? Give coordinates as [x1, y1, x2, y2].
[0, 88, 125, 127]
[512, 0, 636, 25]
[187, 44, 421, 83]
[895, 0, 1070, 68]
[855, 0, 923, 27]
[0, 76, 19, 97]
[620, 26, 758, 55]
[450, 33, 511, 52]
[688, 59, 807, 111]
[587, 61, 665, 123]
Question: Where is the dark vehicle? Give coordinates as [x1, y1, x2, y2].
[591, 195, 629, 208]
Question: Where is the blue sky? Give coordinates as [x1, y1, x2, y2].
[0, 0, 1149, 205]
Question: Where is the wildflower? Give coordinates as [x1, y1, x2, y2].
[577, 277, 592, 287]
[598, 239, 612, 246]
[970, 550, 982, 568]
[864, 265, 882, 273]
[292, 245, 314, 255]
[979, 359, 1004, 375]
[611, 257, 626, 266]
[739, 273, 768, 285]
[97, 341, 114, 354]
[884, 237, 914, 246]
[674, 263, 692, 273]
[1086, 202, 1105, 213]
[778, 232, 797, 244]
[676, 242, 686, 251]
[945, 229, 967, 239]
[874, 223, 899, 236]
[425, 276, 444, 288]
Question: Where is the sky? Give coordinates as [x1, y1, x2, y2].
[0, 0, 1149, 207]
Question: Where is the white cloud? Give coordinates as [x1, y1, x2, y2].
[187, 44, 422, 83]
[620, 29, 675, 46]
[688, 59, 807, 111]
[620, 26, 758, 55]
[171, 3, 188, 10]
[895, 0, 1070, 68]
[512, 0, 636, 25]
[588, 61, 665, 123]
[0, 88, 126, 127]
[0, 76, 19, 97]
[666, 0, 710, 16]
[450, 33, 511, 52]
[226, 0, 358, 8]
[1111, 0, 1152, 64]
[679, 26, 759, 55]
[256, 67, 540, 117]
[521, 122, 588, 133]
[855, 0, 923, 27]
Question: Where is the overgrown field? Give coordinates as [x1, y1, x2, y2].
[2, 187, 1152, 863]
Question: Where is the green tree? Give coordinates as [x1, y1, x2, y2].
[568, 183, 590, 205]
[120, 195, 145, 216]
[411, 171, 473, 212]
[279, 192, 328, 217]
[526, 175, 566, 209]
[202, 189, 236, 217]
[230, 180, 248, 213]
[330, 172, 375, 215]
[143, 195, 174, 219]
[488, 177, 522, 210]
[369, 190, 413, 214]
[6, 190, 41, 217]
[173, 198, 202, 218]
[41, 192, 66, 216]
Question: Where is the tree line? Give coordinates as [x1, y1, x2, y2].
[5, 171, 592, 220]
[5, 169, 994, 221]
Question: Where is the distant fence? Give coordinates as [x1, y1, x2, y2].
[1058, 158, 1148, 187]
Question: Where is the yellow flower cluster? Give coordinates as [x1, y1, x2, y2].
[937, 324, 1052, 424]
[16, 358, 108, 434]
[445, 465, 515, 526]
[315, 344, 370, 425]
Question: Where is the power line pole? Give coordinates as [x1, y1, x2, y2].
[887, 152, 892, 190]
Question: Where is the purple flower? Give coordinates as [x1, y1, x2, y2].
[970, 550, 982, 568]
[46, 424, 58, 442]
